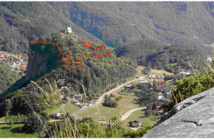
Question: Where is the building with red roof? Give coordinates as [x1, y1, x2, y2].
[152, 109, 164, 115]
[157, 79, 164, 83]
[156, 85, 164, 91]
[169, 85, 177, 88]
[20, 65, 27, 70]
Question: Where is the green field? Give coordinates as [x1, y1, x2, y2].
[60, 97, 81, 114]
[149, 69, 174, 76]
[0, 124, 38, 138]
[79, 92, 141, 121]
[123, 110, 158, 127]
[0, 117, 5, 121]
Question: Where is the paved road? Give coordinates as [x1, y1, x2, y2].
[95, 77, 144, 106]
[121, 107, 146, 121]
[72, 77, 145, 118]
[0, 121, 6, 124]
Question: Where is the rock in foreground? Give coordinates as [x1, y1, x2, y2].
[144, 87, 214, 138]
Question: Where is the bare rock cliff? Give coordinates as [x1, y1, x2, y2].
[144, 87, 214, 138]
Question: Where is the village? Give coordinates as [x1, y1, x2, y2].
[0, 51, 28, 77]
[43, 65, 194, 129]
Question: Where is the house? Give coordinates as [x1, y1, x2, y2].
[149, 74, 156, 79]
[169, 85, 177, 89]
[52, 111, 61, 117]
[20, 65, 27, 71]
[129, 120, 142, 128]
[85, 101, 93, 107]
[24, 57, 28, 60]
[157, 79, 164, 83]
[10, 61, 16, 68]
[31, 88, 39, 95]
[140, 80, 148, 83]
[57, 79, 66, 88]
[70, 91, 77, 97]
[180, 70, 191, 75]
[156, 85, 164, 91]
[67, 25, 72, 33]
[32, 90, 39, 95]
[73, 94, 83, 102]
[178, 66, 184, 72]
[152, 109, 164, 115]
[59, 93, 64, 99]
[154, 92, 163, 100]
[164, 87, 171, 99]
[75, 102, 80, 106]
[207, 57, 212, 62]
[164, 87, 171, 94]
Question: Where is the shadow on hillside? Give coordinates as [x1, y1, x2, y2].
[10, 126, 32, 134]
[1, 127, 10, 129]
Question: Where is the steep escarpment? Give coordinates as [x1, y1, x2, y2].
[143, 87, 214, 138]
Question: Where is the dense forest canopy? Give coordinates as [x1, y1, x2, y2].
[115, 39, 210, 73]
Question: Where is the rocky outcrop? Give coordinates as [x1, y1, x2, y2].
[143, 87, 214, 138]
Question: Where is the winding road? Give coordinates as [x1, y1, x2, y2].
[72, 76, 146, 120]
[121, 107, 146, 121]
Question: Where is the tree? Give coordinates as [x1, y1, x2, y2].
[152, 103, 157, 110]
[145, 110, 152, 117]
[10, 117, 14, 129]
[4, 99, 12, 115]
[23, 114, 46, 133]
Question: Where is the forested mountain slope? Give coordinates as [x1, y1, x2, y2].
[0, 2, 105, 54]
[0, 32, 136, 115]
[2, 2, 214, 55]
[50, 2, 214, 51]
[115, 39, 210, 73]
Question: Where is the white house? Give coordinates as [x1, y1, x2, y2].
[207, 57, 212, 63]
[180, 70, 191, 75]
[154, 92, 164, 100]
[140, 80, 149, 83]
[67, 25, 72, 33]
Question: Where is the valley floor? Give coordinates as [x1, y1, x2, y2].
[0, 124, 38, 138]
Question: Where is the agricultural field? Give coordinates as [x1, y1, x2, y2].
[149, 69, 174, 76]
[79, 91, 142, 121]
[124, 110, 158, 127]
[60, 97, 81, 114]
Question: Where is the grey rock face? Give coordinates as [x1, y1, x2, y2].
[143, 87, 214, 138]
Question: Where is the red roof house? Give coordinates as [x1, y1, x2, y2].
[20, 65, 27, 70]
[169, 85, 177, 88]
[152, 109, 164, 115]
[156, 85, 164, 91]
[157, 79, 164, 83]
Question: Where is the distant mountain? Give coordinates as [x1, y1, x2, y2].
[115, 39, 210, 73]
[115, 39, 163, 64]
[0, 2, 106, 54]
[1, 2, 214, 55]
[50, 2, 214, 50]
